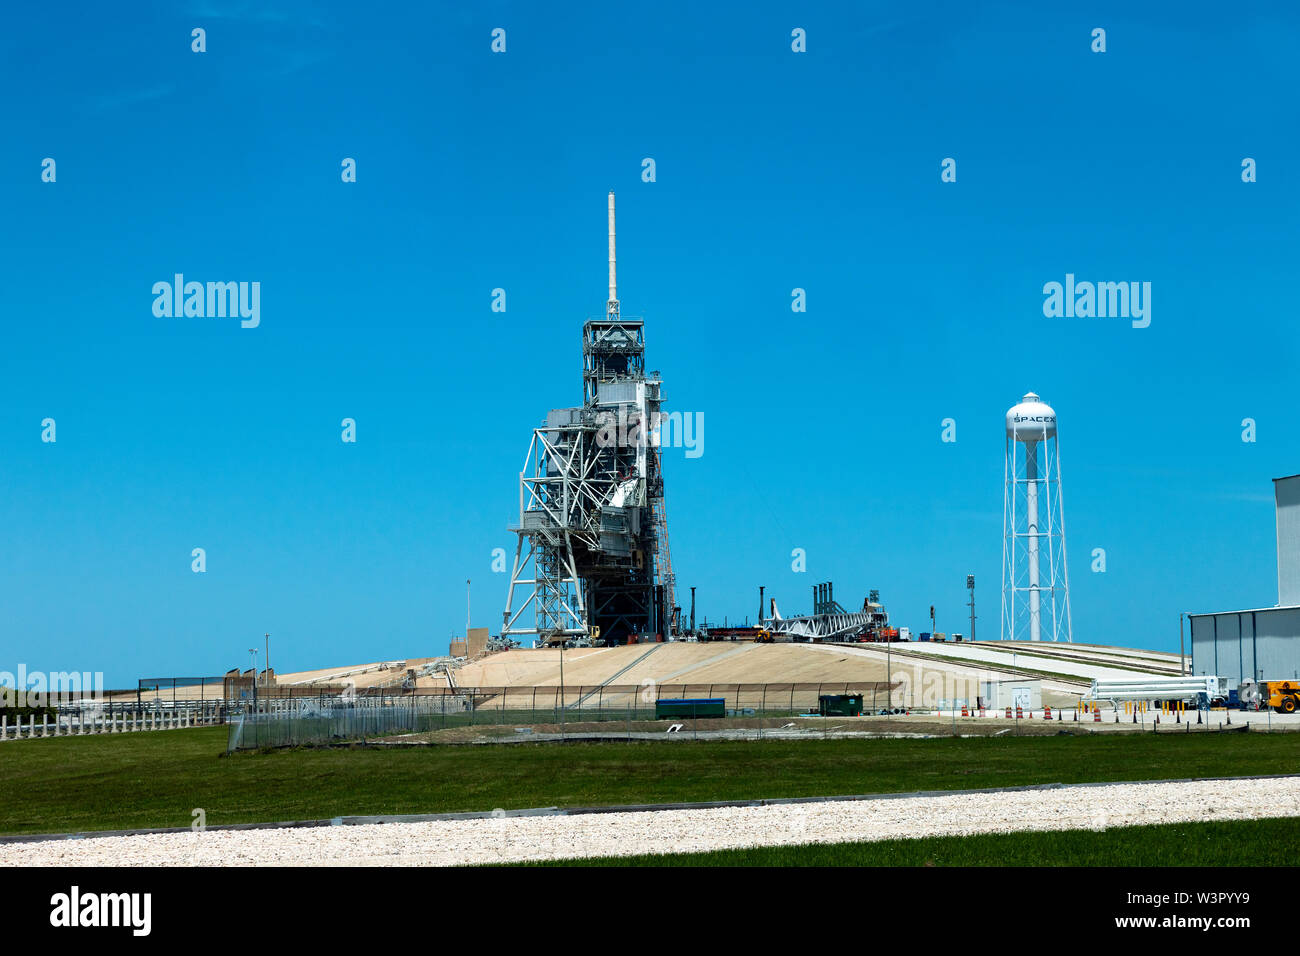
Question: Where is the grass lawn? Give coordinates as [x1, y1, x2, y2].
[513, 818, 1300, 866]
[0, 728, 1297, 835]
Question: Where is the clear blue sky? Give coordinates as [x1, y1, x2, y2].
[2, 1, 1298, 687]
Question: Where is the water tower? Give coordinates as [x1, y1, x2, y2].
[1001, 392, 1073, 642]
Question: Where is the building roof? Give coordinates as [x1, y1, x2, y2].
[1187, 604, 1300, 618]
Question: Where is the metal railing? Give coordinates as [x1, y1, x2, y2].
[0, 700, 227, 741]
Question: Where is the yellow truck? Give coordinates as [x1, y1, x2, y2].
[1260, 680, 1300, 714]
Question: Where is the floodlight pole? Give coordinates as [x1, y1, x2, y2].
[967, 574, 976, 642]
[249, 648, 258, 708]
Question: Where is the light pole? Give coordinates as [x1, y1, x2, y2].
[249, 648, 258, 707]
[967, 575, 976, 642]
[886, 637, 891, 715]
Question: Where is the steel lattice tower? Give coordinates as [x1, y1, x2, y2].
[1001, 392, 1073, 642]
[501, 193, 676, 645]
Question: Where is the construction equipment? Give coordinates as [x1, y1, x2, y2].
[1259, 679, 1300, 714]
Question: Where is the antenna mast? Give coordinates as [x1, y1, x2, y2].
[607, 190, 619, 319]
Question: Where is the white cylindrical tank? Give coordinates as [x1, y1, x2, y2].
[1006, 392, 1057, 441]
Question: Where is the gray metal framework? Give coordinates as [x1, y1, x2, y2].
[762, 583, 888, 641]
[1001, 413, 1073, 642]
[502, 193, 676, 645]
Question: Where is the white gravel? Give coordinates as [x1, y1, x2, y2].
[5, 777, 1298, 867]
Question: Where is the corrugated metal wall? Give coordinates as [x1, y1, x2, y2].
[1190, 607, 1300, 685]
[1275, 476, 1300, 605]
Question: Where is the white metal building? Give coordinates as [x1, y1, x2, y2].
[1189, 475, 1300, 686]
[978, 679, 1042, 711]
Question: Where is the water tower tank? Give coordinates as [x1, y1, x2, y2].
[1006, 392, 1057, 441]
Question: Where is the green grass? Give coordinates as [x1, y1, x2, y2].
[514, 818, 1300, 866]
[1, 728, 1297, 835]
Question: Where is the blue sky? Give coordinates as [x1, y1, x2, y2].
[2, 1, 1298, 686]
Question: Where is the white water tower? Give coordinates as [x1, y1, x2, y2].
[1001, 392, 1073, 642]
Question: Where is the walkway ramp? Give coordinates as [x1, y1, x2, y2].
[574, 644, 663, 706]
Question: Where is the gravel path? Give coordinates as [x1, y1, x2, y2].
[5, 777, 1298, 867]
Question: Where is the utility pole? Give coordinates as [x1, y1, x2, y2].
[886, 637, 892, 714]
[467, 579, 472, 636]
[1179, 613, 1185, 675]
[248, 648, 258, 707]
[967, 575, 976, 642]
[265, 633, 270, 686]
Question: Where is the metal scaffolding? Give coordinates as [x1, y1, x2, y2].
[763, 582, 888, 641]
[502, 193, 676, 646]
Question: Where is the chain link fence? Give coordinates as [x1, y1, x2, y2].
[227, 682, 900, 751]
